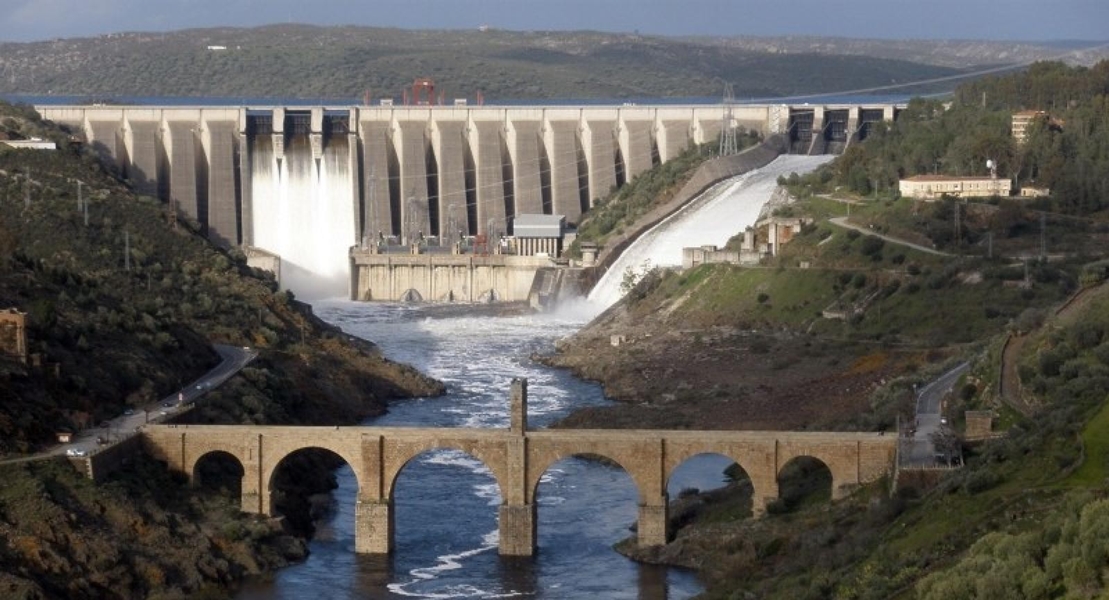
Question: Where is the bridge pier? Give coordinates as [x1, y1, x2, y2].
[240, 472, 263, 515]
[498, 503, 537, 556]
[355, 500, 394, 554]
[637, 498, 669, 547]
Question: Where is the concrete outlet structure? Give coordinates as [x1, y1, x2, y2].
[141, 379, 896, 556]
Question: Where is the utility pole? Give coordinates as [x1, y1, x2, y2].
[953, 202, 961, 247]
[1040, 213, 1046, 259]
[76, 181, 82, 213]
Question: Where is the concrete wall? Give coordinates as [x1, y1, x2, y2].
[349, 252, 550, 302]
[140, 380, 896, 557]
[84, 433, 146, 482]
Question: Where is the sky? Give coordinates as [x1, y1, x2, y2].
[1, 0, 1106, 43]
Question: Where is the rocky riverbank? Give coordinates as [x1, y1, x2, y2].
[543, 291, 915, 433]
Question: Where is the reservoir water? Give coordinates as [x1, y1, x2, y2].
[236, 155, 830, 598]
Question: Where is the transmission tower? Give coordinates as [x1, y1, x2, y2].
[719, 83, 739, 156]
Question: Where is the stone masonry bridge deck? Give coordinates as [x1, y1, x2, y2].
[140, 380, 896, 556]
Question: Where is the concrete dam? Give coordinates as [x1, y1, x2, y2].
[36, 102, 900, 298]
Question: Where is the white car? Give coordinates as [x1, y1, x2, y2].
[65, 448, 87, 457]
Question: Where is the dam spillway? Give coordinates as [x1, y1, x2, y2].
[35, 102, 901, 296]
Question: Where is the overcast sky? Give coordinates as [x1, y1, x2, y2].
[1, 0, 1106, 43]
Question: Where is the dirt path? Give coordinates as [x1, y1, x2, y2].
[829, 216, 952, 257]
[999, 333, 1033, 416]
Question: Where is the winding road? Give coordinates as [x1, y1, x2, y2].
[903, 361, 969, 467]
[1, 344, 256, 464]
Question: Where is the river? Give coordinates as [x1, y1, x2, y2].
[236, 155, 830, 599]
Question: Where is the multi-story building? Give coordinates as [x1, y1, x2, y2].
[1012, 110, 1048, 145]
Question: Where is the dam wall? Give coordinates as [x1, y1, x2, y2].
[35, 103, 900, 296]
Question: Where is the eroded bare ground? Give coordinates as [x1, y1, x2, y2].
[542, 305, 936, 432]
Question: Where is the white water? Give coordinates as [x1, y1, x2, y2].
[250, 134, 357, 299]
[587, 154, 835, 310]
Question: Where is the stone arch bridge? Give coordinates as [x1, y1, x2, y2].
[141, 380, 895, 556]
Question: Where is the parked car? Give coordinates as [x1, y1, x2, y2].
[65, 448, 87, 457]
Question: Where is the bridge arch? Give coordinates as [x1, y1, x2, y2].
[530, 452, 645, 506]
[263, 446, 362, 536]
[388, 447, 504, 552]
[261, 443, 365, 516]
[776, 455, 834, 510]
[527, 448, 652, 506]
[382, 440, 509, 505]
[192, 450, 246, 497]
[661, 441, 780, 516]
[665, 452, 758, 518]
[775, 441, 863, 502]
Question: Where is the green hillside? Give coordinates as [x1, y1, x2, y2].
[0, 25, 966, 100]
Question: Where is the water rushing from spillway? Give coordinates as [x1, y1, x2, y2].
[587, 154, 835, 310]
[250, 134, 357, 298]
[236, 154, 833, 598]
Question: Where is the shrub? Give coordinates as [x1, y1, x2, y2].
[963, 468, 1003, 494]
[860, 235, 885, 256]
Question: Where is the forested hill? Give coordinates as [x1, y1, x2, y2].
[807, 60, 1109, 216]
[0, 25, 975, 100]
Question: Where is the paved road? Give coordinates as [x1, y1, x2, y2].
[1, 344, 256, 464]
[903, 361, 969, 467]
[829, 216, 952, 257]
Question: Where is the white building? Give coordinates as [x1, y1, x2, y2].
[899, 175, 1011, 200]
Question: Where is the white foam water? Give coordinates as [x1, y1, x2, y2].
[250, 134, 357, 299]
[587, 154, 835, 310]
